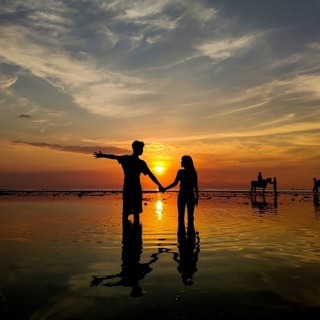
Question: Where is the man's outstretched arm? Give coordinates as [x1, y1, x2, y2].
[93, 151, 119, 160]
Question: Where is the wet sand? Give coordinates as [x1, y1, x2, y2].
[0, 191, 319, 319]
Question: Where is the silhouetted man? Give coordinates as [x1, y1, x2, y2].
[93, 140, 164, 219]
[273, 177, 278, 195]
[257, 172, 263, 186]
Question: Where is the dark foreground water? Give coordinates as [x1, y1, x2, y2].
[0, 191, 320, 319]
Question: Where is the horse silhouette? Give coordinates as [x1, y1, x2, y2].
[250, 177, 272, 194]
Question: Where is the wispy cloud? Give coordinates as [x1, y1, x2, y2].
[0, 74, 17, 89]
[16, 114, 31, 118]
[156, 121, 320, 146]
[12, 141, 130, 155]
[196, 34, 256, 60]
[0, 0, 227, 118]
[0, 25, 153, 116]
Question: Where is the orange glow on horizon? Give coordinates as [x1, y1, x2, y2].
[0, 140, 319, 190]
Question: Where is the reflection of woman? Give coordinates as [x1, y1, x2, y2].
[90, 217, 161, 297]
[164, 155, 199, 225]
[173, 222, 200, 285]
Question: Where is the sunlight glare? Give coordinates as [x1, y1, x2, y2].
[155, 199, 164, 220]
[155, 166, 165, 174]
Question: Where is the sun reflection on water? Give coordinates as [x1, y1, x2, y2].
[155, 198, 164, 220]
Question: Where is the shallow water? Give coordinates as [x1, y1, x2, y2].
[0, 191, 320, 319]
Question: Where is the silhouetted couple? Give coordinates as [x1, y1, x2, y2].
[93, 141, 199, 296]
[94, 140, 199, 224]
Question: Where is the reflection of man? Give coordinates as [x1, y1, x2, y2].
[90, 218, 164, 297]
[93, 140, 164, 218]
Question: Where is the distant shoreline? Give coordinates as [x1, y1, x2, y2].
[0, 188, 315, 198]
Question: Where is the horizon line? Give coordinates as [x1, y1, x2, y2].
[0, 188, 314, 193]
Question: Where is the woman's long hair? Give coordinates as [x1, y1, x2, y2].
[182, 155, 197, 176]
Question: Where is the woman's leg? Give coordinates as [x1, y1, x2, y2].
[186, 200, 195, 226]
[177, 195, 186, 224]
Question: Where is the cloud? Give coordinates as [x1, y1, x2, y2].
[119, 0, 171, 20]
[12, 141, 130, 155]
[156, 120, 320, 146]
[0, 1, 263, 121]
[0, 74, 17, 89]
[1, 1, 320, 149]
[0, 0, 220, 109]
[17, 114, 31, 118]
[0, 1, 162, 117]
[196, 34, 256, 60]
[0, 24, 155, 116]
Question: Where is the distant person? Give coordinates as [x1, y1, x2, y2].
[93, 140, 164, 219]
[164, 155, 199, 225]
[313, 178, 319, 194]
[273, 177, 278, 195]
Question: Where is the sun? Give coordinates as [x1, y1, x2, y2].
[154, 166, 165, 174]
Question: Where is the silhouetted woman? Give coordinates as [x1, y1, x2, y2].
[164, 155, 199, 225]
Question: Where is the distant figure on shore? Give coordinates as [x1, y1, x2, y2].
[164, 155, 198, 226]
[257, 172, 263, 186]
[273, 177, 278, 195]
[313, 178, 319, 194]
[93, 140, 164, 220]
[250, 176, 272, 194]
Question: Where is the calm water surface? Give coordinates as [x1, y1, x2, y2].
[0, 191, 319, 319]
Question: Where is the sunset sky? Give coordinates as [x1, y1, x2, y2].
[1, 0, 320, 190]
